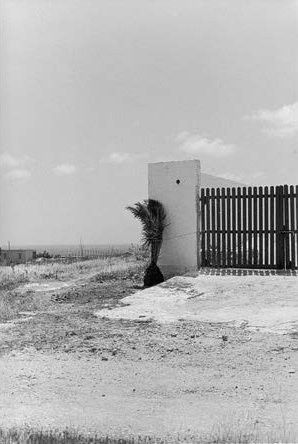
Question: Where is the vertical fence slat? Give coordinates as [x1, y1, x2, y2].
[206, 188, 211, 266]
[211, 188, 216, 266]
[264, 186, 269, 268]
[289, 185, 296, 269]
[242, 187, 247, 267]
[253, 186, 258, 267]
[216, 188, 221, 267]
[201, 189, 206, 266]
[221, 188, 226, 267]
[284, 185, 290, 268]
[259, 186, 263, 267]
[269, 186, 275, 268]
[276, 185, 284, 269]
[227, 188, 231, 267]
[231, 188, 237, 267]
[237, 187, 242, 267]
[247, 187, 253, 267]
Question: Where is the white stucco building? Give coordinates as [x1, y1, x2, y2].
[0, 249, 36, 266]
[148, 159, 243, 277]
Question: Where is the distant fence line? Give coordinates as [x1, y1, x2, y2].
[47, 248, 130, 260]
[0, 245, 147, 267]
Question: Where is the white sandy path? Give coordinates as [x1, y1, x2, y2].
[96, 274, 298, 333]
[1, 349, 297, 437]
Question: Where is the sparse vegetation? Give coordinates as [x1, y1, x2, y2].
[0, 424, 295, 444]
[0, 255, 145, 289]
[0, 253, 146, 322]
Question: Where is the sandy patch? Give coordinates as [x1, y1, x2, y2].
[19, 282, 71, 293]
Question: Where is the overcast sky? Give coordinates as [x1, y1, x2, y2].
[0, 0, 297, 246]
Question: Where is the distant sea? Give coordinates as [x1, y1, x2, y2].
[13, 244, 133, 255]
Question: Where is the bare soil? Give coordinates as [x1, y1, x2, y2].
[0, 271, 297, 440]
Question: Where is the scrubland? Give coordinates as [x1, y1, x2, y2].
[0, 252, 297, 443]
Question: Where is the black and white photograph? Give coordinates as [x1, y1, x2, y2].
[0, 1, 298, 442]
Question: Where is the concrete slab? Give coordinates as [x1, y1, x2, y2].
[96, 274, 298, 334]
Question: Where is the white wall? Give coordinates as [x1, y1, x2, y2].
[148, 160, 247, 277]
[148, 160, 200, 277]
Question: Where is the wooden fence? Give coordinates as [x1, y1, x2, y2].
[199, 185, 298, 269]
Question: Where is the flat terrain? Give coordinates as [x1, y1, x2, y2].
[0, 260, 297, 442]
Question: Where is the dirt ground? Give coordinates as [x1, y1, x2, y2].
[0, 271, 297, 440]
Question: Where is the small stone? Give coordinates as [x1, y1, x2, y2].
[289, 369, 295, 374]
[85, 335, 94, 340]
[112, 350, 117, 356]
[102, 394, 106, 397]
[102, 356, 108, 361]
[133, 388, 136, 392]
[222, 335, 228, 342]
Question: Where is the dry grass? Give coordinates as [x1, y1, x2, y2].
[0, 292, 17, 321]
[0, 425, 295, 444]
[0, 255, 146, 322]
[0, 256, 146, 288]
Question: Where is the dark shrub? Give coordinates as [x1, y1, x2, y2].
[143, 262, 164, 287]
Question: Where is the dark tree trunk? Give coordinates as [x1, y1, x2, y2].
[143, 262, 164, 287]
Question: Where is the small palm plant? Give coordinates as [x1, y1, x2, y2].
[126, 199, 167, 287]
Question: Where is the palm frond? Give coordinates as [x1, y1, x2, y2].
[126, 199, 167, 264]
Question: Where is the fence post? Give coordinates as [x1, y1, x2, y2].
[197, 187, 204, 268]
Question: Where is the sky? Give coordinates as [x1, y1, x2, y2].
[0, 0, 297, 246]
